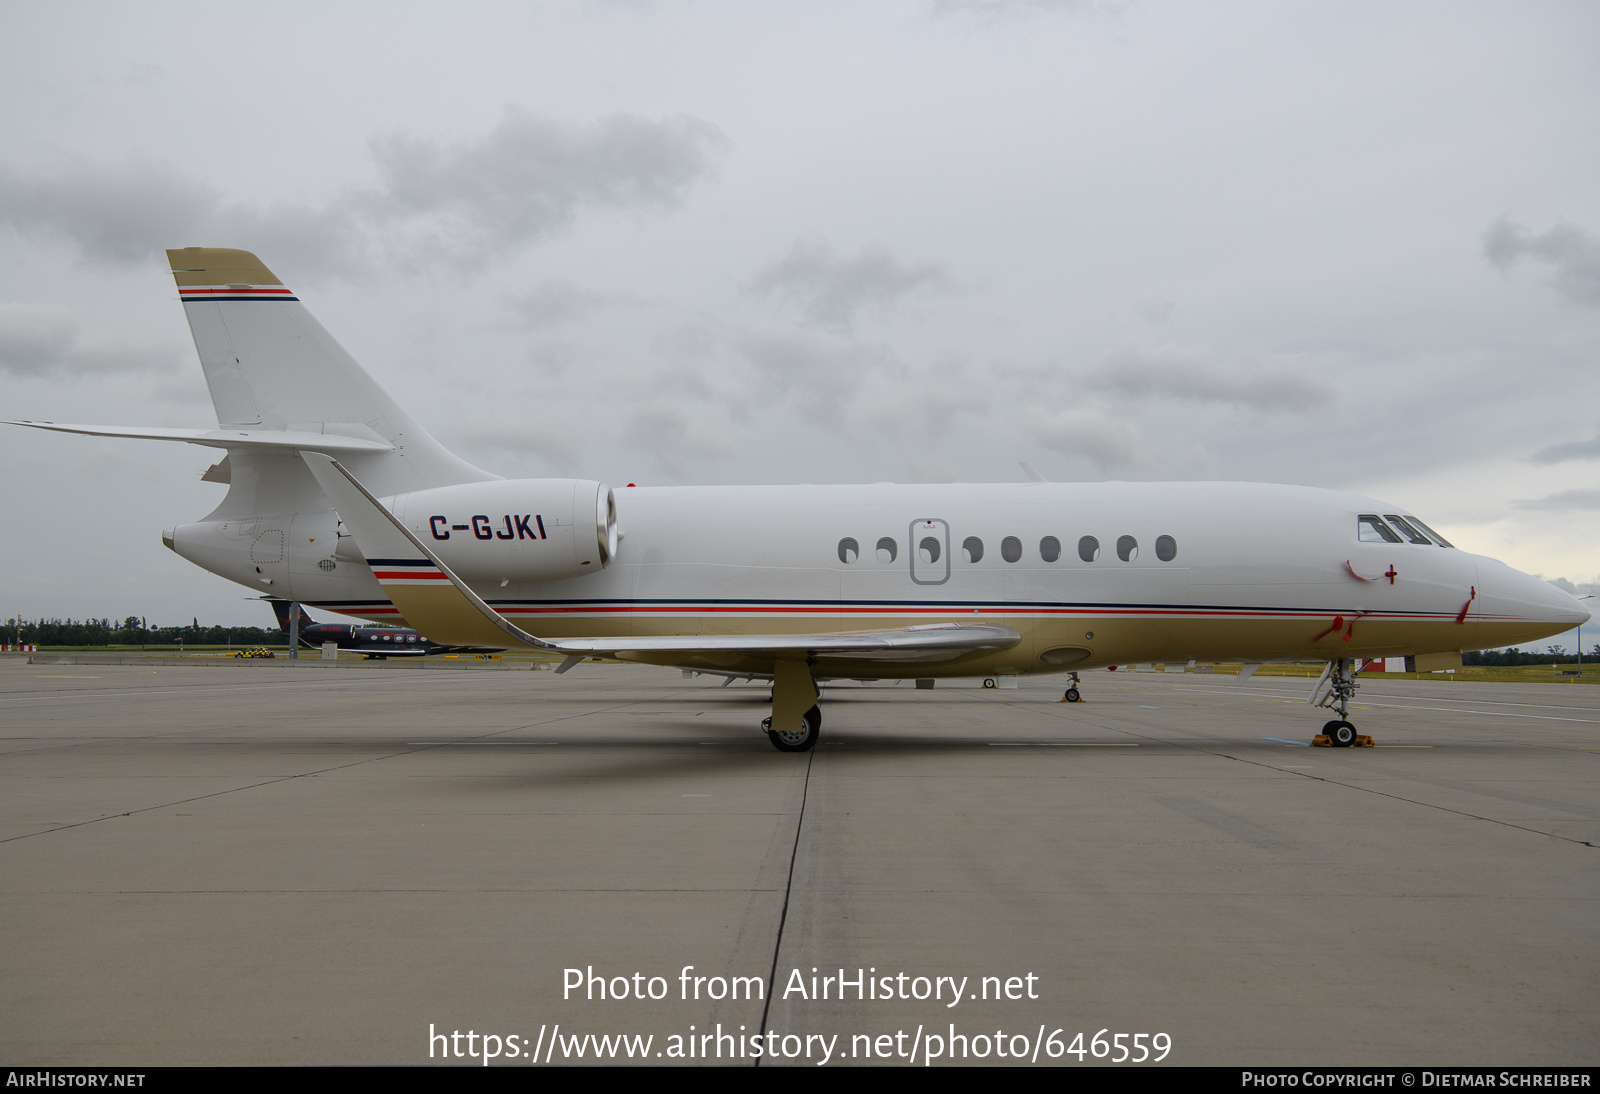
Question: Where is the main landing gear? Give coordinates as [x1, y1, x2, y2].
[763, 659, 821, 752]
[1310, 658, 1374, 748]
[1062, 672, 1082, 703]
[763, 705, 821, 752]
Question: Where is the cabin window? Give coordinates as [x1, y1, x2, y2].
[1384, 515, 1431, 545]
[1404, 516, 1453, 548]
[1040, 536, 1061, 562]
[1358, 515, 1402, 543]
[1001, 536, 1022, 563]
[919, 537, 941, 564]
[1155, 535, 1177, 562]
[876, 537, 898, 564]
[962, 536, 984, 563]
[838, 537, 859, 564]
[1117, 535, 1138, 562]
[1078, 536, 1100, 562]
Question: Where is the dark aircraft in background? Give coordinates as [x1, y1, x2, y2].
[266, 599, 501, 658]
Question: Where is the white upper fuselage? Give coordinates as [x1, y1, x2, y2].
[169, 478, 1585, 677]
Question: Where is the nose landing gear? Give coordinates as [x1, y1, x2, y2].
[1310, 658, 1375, 747]
[1061, 672, 1082, 703]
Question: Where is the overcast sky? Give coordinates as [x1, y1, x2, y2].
[2, 1, 1598, 634]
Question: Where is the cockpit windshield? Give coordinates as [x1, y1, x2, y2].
[1357, 512, 1454, 547]
[1357, 514, 1402, 543]
[1402, 516, 1453, 548]
[1384, 514, 1432, 545]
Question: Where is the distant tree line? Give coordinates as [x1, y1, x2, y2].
[7, 616, 1593, 661]
[1463, 645, 1600, 666]
[4, 617, 285, 647]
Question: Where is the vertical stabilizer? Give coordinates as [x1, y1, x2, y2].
[266, 597, 316, 635]
[167, 247, 494, 496]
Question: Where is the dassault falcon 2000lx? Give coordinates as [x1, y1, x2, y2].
[10, 249, 1588, 751]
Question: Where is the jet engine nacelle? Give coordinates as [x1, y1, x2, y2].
[385, 478, 618, 582]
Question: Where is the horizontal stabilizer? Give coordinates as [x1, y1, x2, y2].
[7, 421, 393, 453]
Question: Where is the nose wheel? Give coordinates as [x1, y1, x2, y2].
[1321, 719, 1357, 747]
[764, 704, 821, 752]
[1310, 659, 1374, 747]
[1061, 672, 1082, 702]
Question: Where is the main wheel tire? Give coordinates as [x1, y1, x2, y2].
[1324, 719, 1356, 747]
[767, 704, 821, 752]
[1064, 687, 1081, 702]
[983, 678, 997, 689]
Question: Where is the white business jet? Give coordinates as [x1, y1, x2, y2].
[10, 249, 1587, 751]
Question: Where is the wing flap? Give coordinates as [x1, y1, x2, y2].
[551, 624, 1021, 661]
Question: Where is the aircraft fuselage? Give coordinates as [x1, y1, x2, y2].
[171, 479, 1581, 679]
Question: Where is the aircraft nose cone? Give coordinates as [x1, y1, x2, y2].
[1477, 558, 1590, 643]
[1556, 598, 1592, 630]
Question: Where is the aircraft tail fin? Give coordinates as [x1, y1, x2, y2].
[166, 248, 494, 496]
[265, 597, 316, 635]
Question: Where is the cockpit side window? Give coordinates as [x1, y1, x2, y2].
[1403, 516, 1453, 548]
[1383, 515, 1432, 545]
[1357, 514, 1402, 543]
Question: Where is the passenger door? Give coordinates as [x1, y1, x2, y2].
[909, 518, 950, 585]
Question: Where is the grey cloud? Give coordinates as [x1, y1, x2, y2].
[507, 282, 625, 328]
[750, 238, 949, 330]
[1138, 298, 1176, 327]
[1032, 409, 1145, 475]
[1484, 217, 1600, 307]
[0, 111, 727, 274]
[1090, 343, 1334, 412]
[1513, 488, 1600, 512]
[621, 407, 736, 481]
[1545, 577, 1600, 598]
[0, 304, 170, 377]
[928, 0, 1129, 23]
[0, 159, 367, 276]
[651, 322, 718, 361]
[0, 159, 216, 263]
[368, 111, 729, 257]
[1531, 427, 1600, 464]
[737, 331, 899, 427]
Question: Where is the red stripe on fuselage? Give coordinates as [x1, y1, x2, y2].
[178, 287, 295, 296]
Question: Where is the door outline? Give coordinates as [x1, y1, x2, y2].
[909, 518, 950, 585]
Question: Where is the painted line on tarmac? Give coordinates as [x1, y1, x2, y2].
[1170, 685, 1600, 725]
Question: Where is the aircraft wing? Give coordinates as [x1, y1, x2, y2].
[298, 452, 1021, 667]
[7, 421, 393, 453]
[548, 624, 1021, 661]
